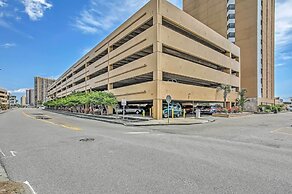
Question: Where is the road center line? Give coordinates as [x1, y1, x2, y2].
[22, 111, 81, 131]
[24, 181, 37, 194]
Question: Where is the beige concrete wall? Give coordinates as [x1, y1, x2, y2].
[183, 0, 227, 37]
[236, 0, 258, 98]
[261, 0, 275, 100]
[183, 0, 275, 105]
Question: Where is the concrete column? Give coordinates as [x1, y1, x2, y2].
[226, 102, 231, 109]
[153, 99, 163, 120]
[153, 4, 163, 120]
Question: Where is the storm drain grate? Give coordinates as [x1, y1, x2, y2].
[80, 138, 95, 142]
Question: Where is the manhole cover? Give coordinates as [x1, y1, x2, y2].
[80, 138, 95, 142]
[35, 116, 51, 120]
[32, 113, 44, 115]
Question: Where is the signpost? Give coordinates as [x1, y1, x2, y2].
[166, 95, 172, 124]
[121, 99, 127, 120]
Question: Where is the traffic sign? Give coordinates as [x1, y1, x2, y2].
[121, 99, 127, 106]
[166, 95, 172, 103]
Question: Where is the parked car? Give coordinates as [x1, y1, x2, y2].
[196, 105, 218, 115]
[163, 103, 182, 118]
[182, 103, 195, 114]
[288, 105, 292, 112]
[115, 106, 143, 114]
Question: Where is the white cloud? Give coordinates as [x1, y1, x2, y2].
[0, 0, 7, 7]
[0, 43, 16, 48]
[276, 63, 285, 67]
[8, 88, 29, 93]
[74, 0, 182, 34]
[275, 0, 292, 48]
[21, 0, 52, 21]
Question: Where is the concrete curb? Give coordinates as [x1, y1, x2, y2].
[0, 161, 33, 194]
[124, 120, 210, 127]
[0, 162, 8, 182]
[44, 110, 212, 126]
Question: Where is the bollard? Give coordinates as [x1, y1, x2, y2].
[172, 108, 174, 119]
[183, 109, 186, 118]
[196, 108, 201, 118]
[142, 110, 145, 117]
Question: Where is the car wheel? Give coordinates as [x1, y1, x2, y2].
[163, 113, 168, 118]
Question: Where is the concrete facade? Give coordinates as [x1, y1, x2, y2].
[34, 77, 55, 107]
[48, 0, 240, 119]
[183, 0, 275, 105]
[0, 88, 8, 110]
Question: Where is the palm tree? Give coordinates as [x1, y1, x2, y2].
[237, 89, 248, 112]
[217, 84, 232, 108]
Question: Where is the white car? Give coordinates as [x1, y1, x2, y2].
[288, 106, 292, 112]
[116, 107, 143, 114]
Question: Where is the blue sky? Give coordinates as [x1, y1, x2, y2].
[0, 0, 291, 101]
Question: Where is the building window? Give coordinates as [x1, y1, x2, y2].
[227, 14, 235, 20]
[227, 23, 235, 28]
[227, 4, 235, 10]
[227, 32, 235, 38]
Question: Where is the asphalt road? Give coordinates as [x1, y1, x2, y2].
[0, 109, 292, 194]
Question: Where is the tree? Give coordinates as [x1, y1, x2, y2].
[236, 89, 248, 112]
[217, 84, 232, 108]
[44, 91, 118, 115]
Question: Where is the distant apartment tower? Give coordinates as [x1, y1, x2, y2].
[21, 96, 26, 107]
[26, 89, 35, 106]
[9, 95, 18, 107]
[183, 0, 275, 107]
[34, 77, 55, 107]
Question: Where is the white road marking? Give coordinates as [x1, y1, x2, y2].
[126, 132, 150, 135]
[0, 149, 5, 157]
[10, 151, 17, 157]
[270, 127, 292, 136]
[24, 181, 37, 194]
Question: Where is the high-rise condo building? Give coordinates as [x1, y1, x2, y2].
[34, 77, 55, 107]
[183, 0, 275, 109]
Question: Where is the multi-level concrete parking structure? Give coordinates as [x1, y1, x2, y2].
[184, 0, 275, 108]
[0, 88, 8, 110]
[48, 0, 240, 119]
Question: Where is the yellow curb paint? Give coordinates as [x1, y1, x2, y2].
[22, 111, 81, 131]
